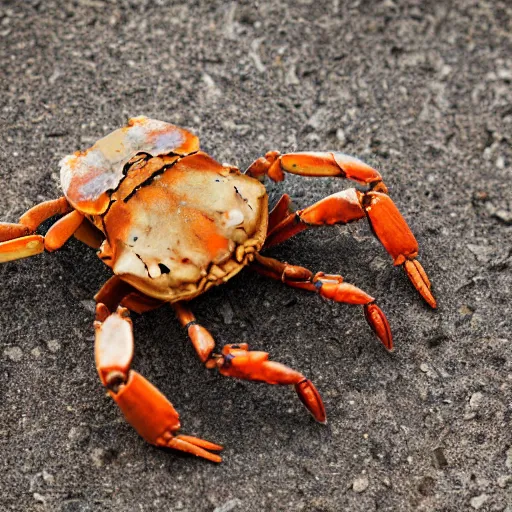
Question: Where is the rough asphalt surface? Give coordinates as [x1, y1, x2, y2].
[1, 1, 511, 510]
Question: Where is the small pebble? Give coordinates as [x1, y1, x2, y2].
[68, 426, 91, 444]
[506, 446, 512, 469]
[469, 392, 483, 409]
[497, 475, 512, 488]
[33, 493, 46, 503]
[214, 499, 242, 512]
[493, 209, 512, 224]
[497, 68, 512, 80]
[470, 494, 489, 509]
[353, 476, 369, 493]
[496, 155, 505, 169]
[42, 470, 54, 484]
[336, 128, 347, 146]
[4, 346, 23, 362]
[47, 339, 61, 353]
[90, 447, 105, 468]
[285, 65, 300, 86]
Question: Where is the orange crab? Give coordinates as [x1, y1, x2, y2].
[0, 116, 436, 463]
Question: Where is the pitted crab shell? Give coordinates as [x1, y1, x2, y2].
[98, 151, 269, 302]
[59, 116, 199, 215]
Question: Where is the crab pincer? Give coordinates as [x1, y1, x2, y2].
[363, 303, 393, 351]
[207, 344, 326, 423]
[95, 304, 223, 463]
[308, 273, 393, 351]
[403, 259, 436, 309]
[363, 192, 436, 308]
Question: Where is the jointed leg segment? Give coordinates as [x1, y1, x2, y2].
[246, 151, 387, 191]
[95, 275, 165, 314]
[0, 196, 71, 242]
[171, 301, 326, 422]
[0, 197, 85, 263]
[248, 150, 436, 308]
[251, 254, 393, 351]
[94, 303, 223, 462]
[205, 344, 326, 423]
[172, 302, 216, 363]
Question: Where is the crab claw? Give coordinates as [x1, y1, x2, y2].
[404, 259, 437, 309]
[364, 303, 393, 351]
[210, 344, 326, 423]
[311, 274, 393, 351]
[160, 432, 223, 463]
[295, 379, 326, 423]
[112, 371, 223, 463]
[95, 304, 222, 463]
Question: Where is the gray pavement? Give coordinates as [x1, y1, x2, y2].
[1, 1, 511, 510]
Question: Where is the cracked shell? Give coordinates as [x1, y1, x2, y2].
[60, 116, 199, 215]
[60, 118, 268, 302]
[98, 152, 268, 302]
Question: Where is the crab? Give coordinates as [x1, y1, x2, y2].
[0, 116, 436, 463]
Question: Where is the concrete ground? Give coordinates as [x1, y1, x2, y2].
[1, 1, 511, 510]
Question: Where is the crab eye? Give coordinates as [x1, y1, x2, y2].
[158, 263, 170, 274]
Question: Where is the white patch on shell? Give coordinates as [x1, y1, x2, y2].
[112, 246, 148, 278]
[332, 187, 361, 205]
[60, 116, 194, 209]
[331, 152, 368, 167]
[224, 209, 244, 228]
[148, 262, 162, 279]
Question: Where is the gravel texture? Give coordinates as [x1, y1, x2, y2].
[1, 1, 511, 511]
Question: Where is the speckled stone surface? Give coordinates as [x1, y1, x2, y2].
[1, 1, 511, 511]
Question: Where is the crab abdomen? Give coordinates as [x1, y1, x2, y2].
[98, 152, 268, 301]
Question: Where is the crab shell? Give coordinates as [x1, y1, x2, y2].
[60, 116, 268, 302]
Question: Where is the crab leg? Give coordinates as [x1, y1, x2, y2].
[206, 344, 326, 423]
[173, 302, 324, 420]
[0, 235, 45, 263]
[44, 210, 84, 251]
[95, 276, 165, 314]
[0, 198, 86, 263]
[246, 151, 387, 191]
[263, 185, 436, 308]
[172, 302, 215, 363]
[265, 188, 367, 248]
[251, 254, 393, 351]
[0, 196, 71, 242]
[95, 303, 223, 462]
[171, 301, 324, 421]
[0, 210, 84, 263]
